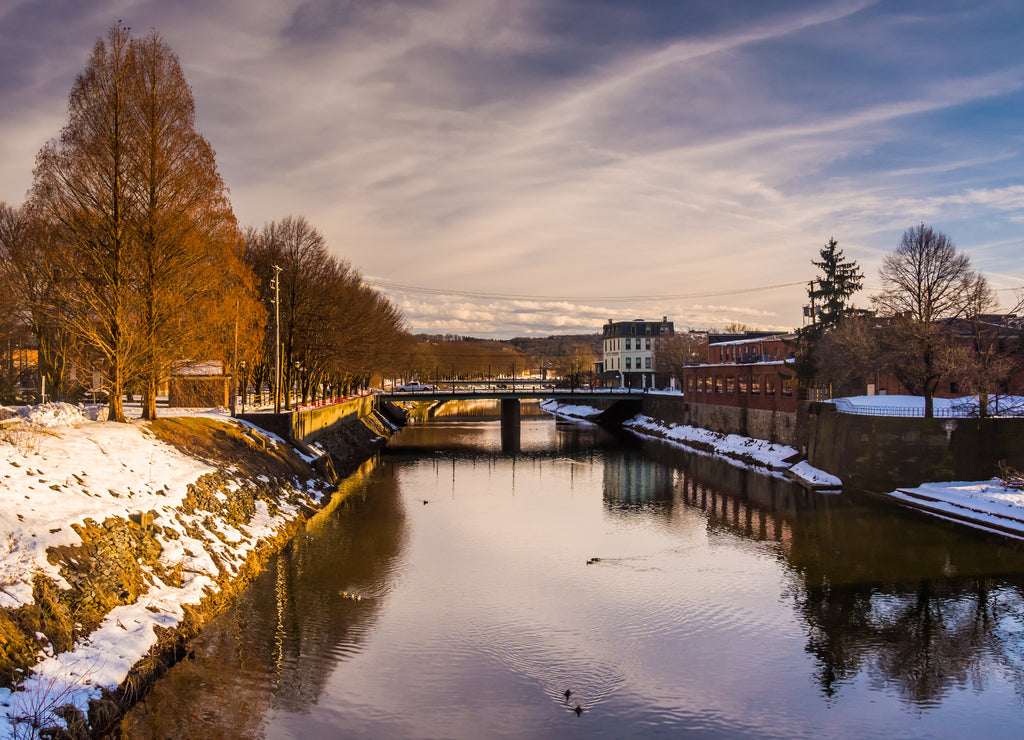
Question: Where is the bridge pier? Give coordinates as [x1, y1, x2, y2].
[500, 398, 521, 453]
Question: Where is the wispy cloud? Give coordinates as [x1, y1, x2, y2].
[2, 0, 1023, 336]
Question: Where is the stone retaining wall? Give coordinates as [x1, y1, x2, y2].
[641, 394, 798, 447]
[806, 402, 1024, 490]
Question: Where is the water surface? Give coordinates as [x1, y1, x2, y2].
[123, 406, 1024, 738]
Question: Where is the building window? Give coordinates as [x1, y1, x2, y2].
[738, 375, 748, 394]
[715, 376, 723, 393]
[765, 375, 776, 396]
[782, 377, 793, 397]
[751, 375, 761, 395]
[645, 338, 651, 350]
[726, 376, 735, 393]
[687, 376, 695, 391]
[625, 358, 631, 370]
[625, 338, 631, 350]
[645, 357, 651, 369]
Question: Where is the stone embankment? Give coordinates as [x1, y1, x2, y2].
[0, 402, 400, 739]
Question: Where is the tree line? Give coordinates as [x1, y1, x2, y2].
[0, 24, 409, 420]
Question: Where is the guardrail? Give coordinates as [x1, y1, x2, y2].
[832, 398, 976, 418]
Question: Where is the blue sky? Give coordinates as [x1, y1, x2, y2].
[2, 0, 1023, 337]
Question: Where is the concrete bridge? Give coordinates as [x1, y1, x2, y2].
[239, 387, 645, 453]
[379, 387, 645, 437]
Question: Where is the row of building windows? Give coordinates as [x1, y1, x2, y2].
[606, 356, 652, 370]
[686, 373, 794, 397]
[605, 337, 654, 352]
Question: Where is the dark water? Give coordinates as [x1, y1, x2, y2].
[123, 406, 1024, 738]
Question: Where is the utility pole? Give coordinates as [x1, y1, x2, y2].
[809, 280, 817, 326]
[272, 264, 282, 414]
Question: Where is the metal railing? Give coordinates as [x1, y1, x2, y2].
[831, 398, 1019, 418]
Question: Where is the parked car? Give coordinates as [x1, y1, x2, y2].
[395, 383, 433, 392]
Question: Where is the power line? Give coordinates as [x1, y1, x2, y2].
[365, 280, 807, 303]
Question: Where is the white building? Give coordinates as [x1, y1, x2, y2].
[596, 317, 674, 389]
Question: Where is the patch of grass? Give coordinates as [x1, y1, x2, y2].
[147, 417, 314, 480]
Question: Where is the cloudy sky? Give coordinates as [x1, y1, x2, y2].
[2, 0, 1023, 337]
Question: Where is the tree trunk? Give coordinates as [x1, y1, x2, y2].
[142, 372, 157, 420]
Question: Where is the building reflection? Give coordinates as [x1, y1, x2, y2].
[620, 436, 1024, 706]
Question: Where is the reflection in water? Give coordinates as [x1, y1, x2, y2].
[121, 457, 408, 737]
[124, 414, 1024, 738]
[631, 438, 1024, 711]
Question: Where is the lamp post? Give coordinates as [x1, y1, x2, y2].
[239, 361, 247, 414]
[272, 264, 282, 414]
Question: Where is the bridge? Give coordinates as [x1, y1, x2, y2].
[378, 385, 645, 403]
[380, 385, 644, 451]
[239, 385, 646, 459]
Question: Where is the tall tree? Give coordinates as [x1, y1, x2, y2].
[28, 24, 262, 419]
[797, 237, 865, 389]
[872, 224, 983, 417]
[129, 30, 260, 419]
[30, 24, 138, 421]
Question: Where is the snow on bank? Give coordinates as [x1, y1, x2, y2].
[624, 414, 800, 471]
[788, 460, 842, 490]
[887, 480, 1024, 539]
[538, 399, 602, 421]
[0, 403, 323, 737]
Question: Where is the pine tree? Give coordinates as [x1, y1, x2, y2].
[796, 238, 865, 388]
[808, 238, 864, 331]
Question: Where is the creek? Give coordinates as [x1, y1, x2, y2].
[122, 401, 1024, 738]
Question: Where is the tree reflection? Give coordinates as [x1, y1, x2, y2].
[121, 457, 408, 736]
[633, 437, 1024, 707]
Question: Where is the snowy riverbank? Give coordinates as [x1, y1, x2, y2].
[539, 399, 841, 488]
[542, 397, 1024, 539]
[0, 403, 338, 738]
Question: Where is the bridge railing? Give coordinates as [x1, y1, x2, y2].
[292, 389, 374, 412]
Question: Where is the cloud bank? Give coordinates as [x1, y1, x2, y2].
[1, 0, 1023, 337]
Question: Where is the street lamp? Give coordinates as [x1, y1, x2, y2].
[239, 361, 247, 413]
[271, 264, 282, 414]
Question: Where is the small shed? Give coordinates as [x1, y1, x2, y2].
[169, 360, 230, 408]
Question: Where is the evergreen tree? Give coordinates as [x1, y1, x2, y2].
[796, 238, 865, 387]
[808, 238, 864, 331]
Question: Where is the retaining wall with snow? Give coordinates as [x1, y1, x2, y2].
[806, 402, 1024, 490]
[642, 394, 799, 447]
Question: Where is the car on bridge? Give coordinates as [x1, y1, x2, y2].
[394, 383, 434, 392]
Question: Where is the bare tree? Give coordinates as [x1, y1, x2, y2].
[814, 315, 883, 397]
[872, 224, 983, 417]
[245, 216, 408, 404]
[29, 25, 140, 421]
[948, 280, 1024, 417]
[129, 31, 261, 419]
[655, 332, 707, 386]
[0, 204, 78, 400]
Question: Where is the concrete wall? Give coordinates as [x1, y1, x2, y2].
[238, 394, 378, 444]
[806, 402, 1024, 490]
[292, 395, 377, 443]
[641, 394, 798, 447]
